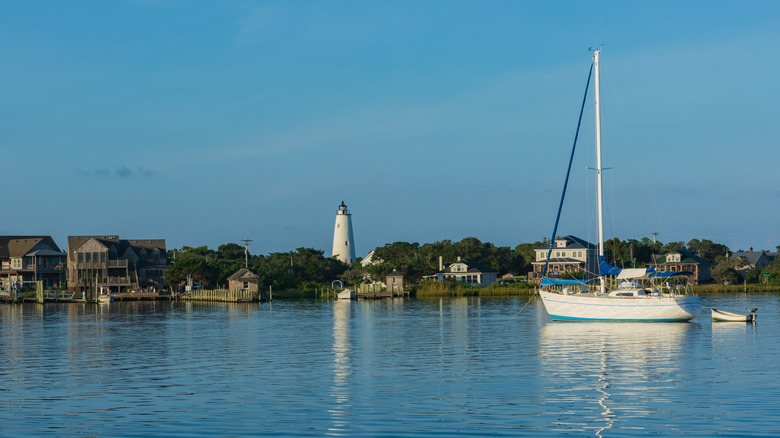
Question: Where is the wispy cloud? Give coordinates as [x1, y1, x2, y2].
[78, 166, 156, 178]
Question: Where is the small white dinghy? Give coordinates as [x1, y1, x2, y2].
[711, 308, 756, 322]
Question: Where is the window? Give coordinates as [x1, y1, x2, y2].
[93, 252, 98, 263]
[85, 253, 91, 263]
[100, 253, 106, 263]
[78, 253, 83, 263]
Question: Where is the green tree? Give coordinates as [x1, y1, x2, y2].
[514, 239, 546, 275]
[662, 241, 687, 253]
[687, 238, 729, 263]
[165, 255, 219, 289]
[711, 256, 742, 284]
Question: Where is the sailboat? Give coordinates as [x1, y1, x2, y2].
[538, 50, 702, 322]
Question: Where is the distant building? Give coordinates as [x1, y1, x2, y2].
[733, 248, 771, 268]
[331, 201, 356, 265]
[67, 235, 167, 297]
[360, 250, 379, 267]
[530, 235, 598, 282]
[0, 236, 66, 291]
[732, 248, 775, 277]
[648, 249, 711, 285]
[436, 257, 497, 287]
[386, 271, 404, 295]
[227, 268, 259, 292]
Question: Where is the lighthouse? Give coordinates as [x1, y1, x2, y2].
[332, 201, 356, 265]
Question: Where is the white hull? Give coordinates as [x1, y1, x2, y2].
[539, 290, 701, 321]
[98, 294, 114, 303]
[711, 308, 753, 322]
[337, 289, 355, 300]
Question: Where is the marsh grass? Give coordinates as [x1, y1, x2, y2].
[413, 279, 536, 298]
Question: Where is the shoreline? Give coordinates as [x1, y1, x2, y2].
[4, 284, 780, 304]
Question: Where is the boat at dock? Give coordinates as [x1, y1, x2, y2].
[337, 289, 356, 300]
[537, 50, 701, 322]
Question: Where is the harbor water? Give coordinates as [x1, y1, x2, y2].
[1, 294, 779, 437]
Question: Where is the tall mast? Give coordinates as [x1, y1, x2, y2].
[594, 50, 605, 294]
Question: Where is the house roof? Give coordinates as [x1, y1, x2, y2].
[536, 235, 595, 251]
[652, 249, 711, 265]
[68, 236, 166, 261]
[227, 268, 259, 281]
[441, 258, 496, 274]
[0, 236, 62, 258]
[732, 251, 768, 267]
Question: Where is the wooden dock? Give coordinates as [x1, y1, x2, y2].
[178, 289, 267, 302]
[356, 290, 409, 300]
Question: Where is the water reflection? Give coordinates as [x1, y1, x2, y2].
[539, 322, 693, 436]
[328, 300, 352, 435]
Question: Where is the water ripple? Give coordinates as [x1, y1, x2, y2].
[2, 296, 780, 436]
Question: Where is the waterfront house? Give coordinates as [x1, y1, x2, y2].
[436, 257, 497, 287]
[648, 249, 711, 285]
[67, 235, 167, 297]
[227, 268, 259, 292]
[0, 236, 66, 291]
[530, 235, 598, 282]
[732, 248, 772, 277]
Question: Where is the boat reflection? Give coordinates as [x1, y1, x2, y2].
[539, 322, 693, 437]
[711, 317, 756, 352]
[328, 300, 352, 436]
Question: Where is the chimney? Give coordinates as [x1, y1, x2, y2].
[749, 247, 753, 252]
[439, 256, 443, 271]
[457, 256, 461, 262]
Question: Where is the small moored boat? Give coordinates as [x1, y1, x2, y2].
[711, 308, 756, 322]
[337, 289, 355, 300]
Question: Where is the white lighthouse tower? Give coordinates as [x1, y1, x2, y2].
[332, 201, 356, 265]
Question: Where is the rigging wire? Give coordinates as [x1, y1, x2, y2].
[542, 61, 594, 278]
[600, 59, 667, 243]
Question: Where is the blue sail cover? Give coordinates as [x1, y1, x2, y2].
[540, 278, 593, 287]
[599, 256, 622, 276]
[649, 271, 693, 278]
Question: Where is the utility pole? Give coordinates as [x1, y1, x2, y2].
[241, 238, 252, 268]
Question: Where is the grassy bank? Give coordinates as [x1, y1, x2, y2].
[694, 284, 780, 294]
[413, 280, 536, 298]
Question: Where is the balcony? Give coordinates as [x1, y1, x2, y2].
[103, 276, 132, 286]
[76, 259, 129, 269]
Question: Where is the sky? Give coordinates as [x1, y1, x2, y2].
[1, 1, 779, 257]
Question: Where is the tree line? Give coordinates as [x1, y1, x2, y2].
[165, 244, 347, 291]
[165, 237, 780, 290]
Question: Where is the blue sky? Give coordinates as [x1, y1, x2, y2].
[2, 1, 779, 257]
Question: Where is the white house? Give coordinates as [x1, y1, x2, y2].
[436, 257, 497, 287]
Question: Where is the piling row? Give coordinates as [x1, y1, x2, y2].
[179, 289, 259, 302]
